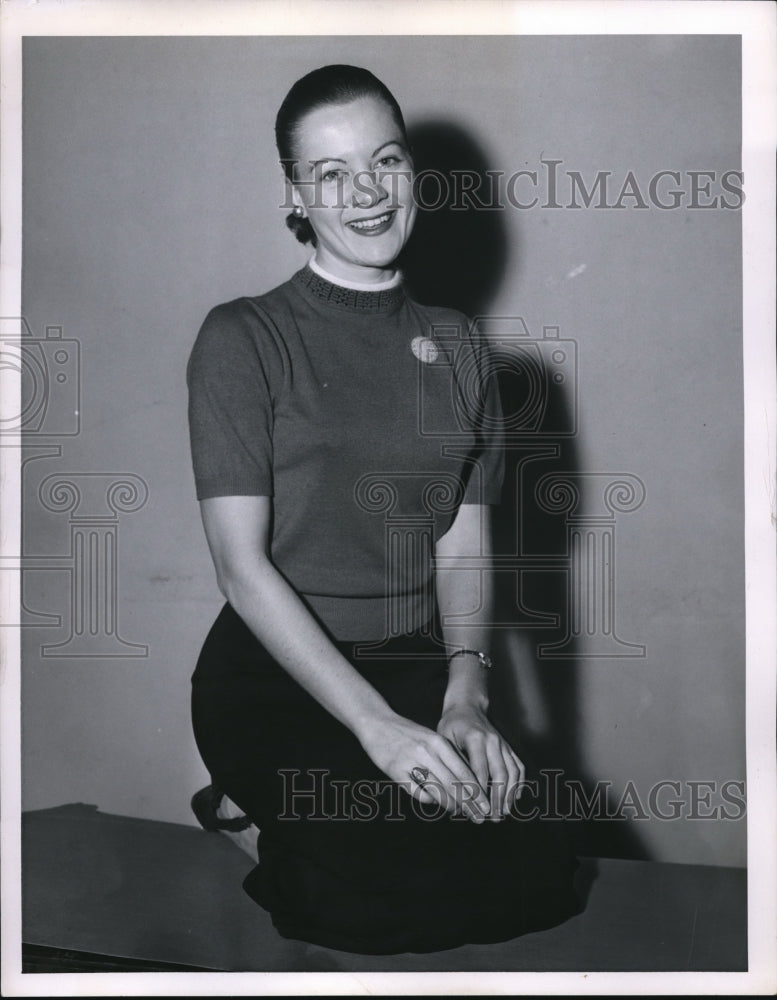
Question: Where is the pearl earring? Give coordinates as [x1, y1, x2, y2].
[293, 205, 304, 218]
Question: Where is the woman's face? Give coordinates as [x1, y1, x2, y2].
[289, 95, 416, 283]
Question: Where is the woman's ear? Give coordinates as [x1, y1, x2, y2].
[288, 180, 305, 216]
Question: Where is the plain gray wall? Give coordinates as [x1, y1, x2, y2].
[20, 35, 744, 866]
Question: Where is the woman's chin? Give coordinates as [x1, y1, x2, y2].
[350, 240, 404, 272]
[319, 251, 398, 281]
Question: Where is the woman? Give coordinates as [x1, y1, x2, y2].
[187, 64, 580, 954]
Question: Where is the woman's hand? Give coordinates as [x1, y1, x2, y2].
[358, 711, 493, 823]
[436, 704, 525, 819]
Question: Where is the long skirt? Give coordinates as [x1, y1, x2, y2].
[191, 601, 581, 954]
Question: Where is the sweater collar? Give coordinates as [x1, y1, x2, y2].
[308, 255, 402, 292]
[292, 264, 406, 314]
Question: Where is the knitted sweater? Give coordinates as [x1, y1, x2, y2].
[187, 265, 503, 641]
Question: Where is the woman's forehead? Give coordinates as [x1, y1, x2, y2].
[293, 96, 404, 158]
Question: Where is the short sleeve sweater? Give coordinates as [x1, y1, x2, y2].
[187, 265, 504, 641]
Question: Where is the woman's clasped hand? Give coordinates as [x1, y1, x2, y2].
[359, 708, 525, 822]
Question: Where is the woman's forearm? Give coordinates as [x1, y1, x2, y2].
[219, 559, 398, 742]
[435, 504, 496, 713]
[436, 564, 494, 713]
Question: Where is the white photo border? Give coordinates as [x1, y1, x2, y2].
[1, 0, 775, 996]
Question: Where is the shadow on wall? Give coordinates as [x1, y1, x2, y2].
[402, 118, 649, 862]
[400, 119, 509, 318]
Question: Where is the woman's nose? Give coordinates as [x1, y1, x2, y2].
[351, 171, 388, 209]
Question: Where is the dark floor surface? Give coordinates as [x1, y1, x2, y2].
[20, 803, 747, 973]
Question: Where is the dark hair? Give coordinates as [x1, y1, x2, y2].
[275, 65, 410, 246]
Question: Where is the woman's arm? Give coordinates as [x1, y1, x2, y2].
[199, 494, 493, 822]
[435, 502, 525, 817]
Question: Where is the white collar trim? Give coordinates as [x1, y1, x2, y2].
[308, 255, 402, 292]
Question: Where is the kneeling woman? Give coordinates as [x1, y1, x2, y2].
[187, 63, 580, 954]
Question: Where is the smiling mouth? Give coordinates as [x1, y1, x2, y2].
[347, 211, 396, 234]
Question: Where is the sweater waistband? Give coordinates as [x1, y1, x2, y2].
[301, 592, 435, 643]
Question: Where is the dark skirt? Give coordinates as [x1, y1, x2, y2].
[191, 602, 581, 954]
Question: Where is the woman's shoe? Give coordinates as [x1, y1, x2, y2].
[191, 783, 253, 832]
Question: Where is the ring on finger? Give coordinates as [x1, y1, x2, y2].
[410, 765, 430, 786]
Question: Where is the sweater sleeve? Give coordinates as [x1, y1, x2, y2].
[186, 299, 283, 500]
[458, 325, 505, 507]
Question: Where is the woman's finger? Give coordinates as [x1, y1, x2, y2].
[434, 738, 491, 818]
[405, 758, 482, 822]
[484, 735, 508, 818]
[460, 734, 490, 797]
[510, 751, 527, 806]
[436, 759, 488, 822]
[500, 745, 522, 813]
[407, 770, 445, 811]
[420, 738, 489, 820]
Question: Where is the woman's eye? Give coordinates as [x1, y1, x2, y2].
[321, 169, 343, 182]
[376, 155, 401, 168]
